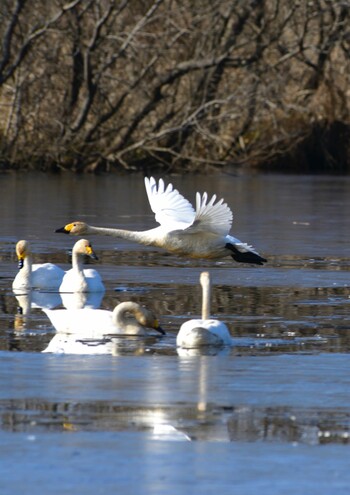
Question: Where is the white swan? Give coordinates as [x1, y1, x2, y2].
[55, 177, 266, 264]
[12, 240, 65, 291]
[60, 291, 104, 309]
[43, 301, 165, 336]
[176, 271, 232, 348]
[59, 239, 105, 293]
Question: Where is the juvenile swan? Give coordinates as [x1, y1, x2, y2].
[55, 177, 266, 264]
[12, 240, 65, 291]
[44, 301, 165, 336]
[176, 272, 232, 348]
[59, 239, 105, 293]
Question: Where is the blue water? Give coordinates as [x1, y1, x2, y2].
[1, 173, 350, 494]
[1, 432, 350, 495]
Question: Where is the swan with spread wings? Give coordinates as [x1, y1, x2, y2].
[55, 177, 266, 264]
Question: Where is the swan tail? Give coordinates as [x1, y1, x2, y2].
[225, 243, 267, 265]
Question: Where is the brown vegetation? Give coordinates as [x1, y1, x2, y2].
[0, 0, 349, 173]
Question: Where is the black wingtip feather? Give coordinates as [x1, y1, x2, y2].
[225, 243, 267, 265]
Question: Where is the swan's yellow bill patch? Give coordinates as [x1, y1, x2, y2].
[64, 223, 75, 232]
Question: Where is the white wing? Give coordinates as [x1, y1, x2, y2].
[184, 192, 233, 236]
[144, 177, 195, 231]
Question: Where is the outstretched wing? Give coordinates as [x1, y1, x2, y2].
[184, 192, 233, 236]
[144, 177, 196, 231]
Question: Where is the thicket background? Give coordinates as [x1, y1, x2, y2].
[0, 0, 349, 173]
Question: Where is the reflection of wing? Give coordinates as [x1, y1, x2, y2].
[183, 192, 233, 236]
[144, 177, 195, 231]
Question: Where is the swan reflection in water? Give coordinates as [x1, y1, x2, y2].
[13, 289, 62, 331]
[42, 332, 152, 355]
[12, 288, 102, 331]
[60, 291, 104, 309]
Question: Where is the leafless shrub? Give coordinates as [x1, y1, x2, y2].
[0, 0, 349, 173]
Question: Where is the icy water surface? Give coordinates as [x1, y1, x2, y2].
[0, 172, 350, 494]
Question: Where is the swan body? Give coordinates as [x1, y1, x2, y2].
[55, 177, 266, 264]
[12, 240, 65, 291]
[59, 239, 105, 293]
[43, 301, 165, 336]
[176, 271, 232, 348]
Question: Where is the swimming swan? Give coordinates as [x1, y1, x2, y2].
[55, 177, 266, 264]
[176, 271, 232, 348]
[43, 301, 165, 336]
[12, 240, 65, 291]
[59, 239, 105, 293]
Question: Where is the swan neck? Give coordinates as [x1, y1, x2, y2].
[24, 255, 32, 271]
[22, 256, 32, 280]
[200, 273, 211, 320]
[71, 249, 84, 274]
[113, 302, 141, 330]
[87, 225, 144, 243]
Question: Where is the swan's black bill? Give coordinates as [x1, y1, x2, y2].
[55, 226, 69, 234]
[18, 259, 24, 269]
[156, 326, 166, 336]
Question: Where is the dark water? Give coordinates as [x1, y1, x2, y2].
[1, 172, 350, 494]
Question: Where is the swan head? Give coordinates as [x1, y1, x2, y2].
[115, 302, 165, 335]
[72, 239, 99, 260]
[139, 309, 165, 335]
[55, 221, 88, 235]
[15, 240, 30, 269]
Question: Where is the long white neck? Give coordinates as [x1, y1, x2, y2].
[71, 249, 85, 275]
[112, 301, 143, 332]
[200, 272, 211, 320]
[68, 249, 89, 292]
[85, 225, 160, 246]
[19, 256, 33, 288]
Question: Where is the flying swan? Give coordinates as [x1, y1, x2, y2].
[59, 239, 105, 293]
[176, 271, 233, 348]
[43, 301, 165, 336]
[55, 177, 266, 264]
[12, 240, 65, 291]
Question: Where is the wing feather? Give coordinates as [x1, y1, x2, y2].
[183, 192, 233, 235]
[144, 177, 195, 231]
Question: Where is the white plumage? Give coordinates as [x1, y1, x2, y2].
[43, 301, 164, 336]
[55, 177, 266, 264]
[59, 239, 105, 293]
[176, 271, 233, 348]
[12, 240, 65, 291]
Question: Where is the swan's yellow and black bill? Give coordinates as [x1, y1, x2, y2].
[55, 223, 73, 234]
[86, 244, 98, 261]
[154, 320, 166, 335]
[17, 258, 24, 269]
